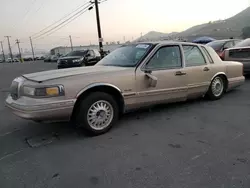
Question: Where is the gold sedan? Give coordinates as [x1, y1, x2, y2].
[6, 42, 245, 135]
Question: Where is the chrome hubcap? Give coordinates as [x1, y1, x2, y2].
[87, 100, 114, 130]
[211, 77, 224, 97]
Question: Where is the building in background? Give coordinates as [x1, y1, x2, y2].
[50, 44, 122, 56]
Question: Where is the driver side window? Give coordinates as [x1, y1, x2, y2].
[146, 45, 182, 69]
[89, 50, 95, 57]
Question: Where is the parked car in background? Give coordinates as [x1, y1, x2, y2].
[206, 39, 242, 60]
[23, 56, 33, 61]
[7, 58, 13, 63]
[223, 38, 250, 74]
[39, 56, 45, 60]
[57, 49, 101, 69]
[50, 55, 59, 62]
[13, 58, 19, 62]
[44, 55, 51, 62]
[6, 42, 245, 135]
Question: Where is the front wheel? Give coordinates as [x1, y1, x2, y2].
[206, 76, 225, 100]
[75, 92, 119, 135]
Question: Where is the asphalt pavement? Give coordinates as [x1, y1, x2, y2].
[0, 61, 250, 188]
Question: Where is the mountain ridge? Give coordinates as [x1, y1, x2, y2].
[136, 6, 250, 41]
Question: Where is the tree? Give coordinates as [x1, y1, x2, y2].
[242, 26, 250, 39]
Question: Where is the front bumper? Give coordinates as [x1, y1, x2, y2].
[5, 95, 76, 121]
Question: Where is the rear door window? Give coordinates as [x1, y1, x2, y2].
[182, 45, 206, 67]
[201, 46, 214, 64]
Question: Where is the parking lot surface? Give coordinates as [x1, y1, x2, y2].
[0, 61, 250, 188]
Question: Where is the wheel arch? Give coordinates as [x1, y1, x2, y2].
[211, 72, 228, 90]
[71, 83, 125, 121]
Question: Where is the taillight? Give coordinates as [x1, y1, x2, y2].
[220, 50, 225, 60]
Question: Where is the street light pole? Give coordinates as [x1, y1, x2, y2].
[29, 37, 35, 62]
[0, 41, 5, 62]
[94, 0, 104, 57]
[16, 39, 22, 61]
[69, 35, 73, 51]
[5, 36, 13, 62]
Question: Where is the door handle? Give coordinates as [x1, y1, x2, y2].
[203, 67, 210, 71]
[175, 71, 186, 76]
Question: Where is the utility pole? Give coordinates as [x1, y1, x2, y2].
[0, 41, 5, 62]
[16, 39, 22, 61]
[29, 37, 35, 62]
[5, 36, 13, 62]
[69, 35, 73, 51]
[94, 0, 104, 58]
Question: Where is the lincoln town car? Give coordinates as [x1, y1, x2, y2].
[5, 42, 245, 135]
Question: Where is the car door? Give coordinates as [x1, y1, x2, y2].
[86, 50, 96, 64]
[135, 44, 187, 106]
[182, 45, 213, 98]
[93, 49, 101, 62]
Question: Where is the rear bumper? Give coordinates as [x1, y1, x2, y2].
[227, 76, 245, 91]
[5, 95, 76, 121]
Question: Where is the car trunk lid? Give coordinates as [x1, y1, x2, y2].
[226, 47, 250, 60]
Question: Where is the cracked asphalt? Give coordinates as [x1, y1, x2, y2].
[0, 61, 250, 188]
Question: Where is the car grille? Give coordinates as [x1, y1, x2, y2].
[59, 60, 72, 65]
[10, 81, 19, 100]
[229, 48, 250, 59]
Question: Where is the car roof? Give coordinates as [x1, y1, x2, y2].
[209, 39, 241, 43]
[135, 41, 206, 47]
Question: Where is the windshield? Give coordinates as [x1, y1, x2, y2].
[97, 44, 153, 67]
[234, 38, 250, 47]
[206, 41, 225, 51]
[66, 51, 87, 57]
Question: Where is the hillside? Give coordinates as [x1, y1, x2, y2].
[134, 31, 178, 42]
[177, 6, 250, 40]
[133, 6, 250, 42]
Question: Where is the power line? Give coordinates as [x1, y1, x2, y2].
[12, 0, 39, 32]
[33, 4, 93, 40]
[22, 0, 38, 22]
[31, 1, 91, 38]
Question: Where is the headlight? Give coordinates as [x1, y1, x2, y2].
[73, 57, 83, 63]
[22, 85, 65, 97]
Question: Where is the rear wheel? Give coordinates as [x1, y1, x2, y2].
[207, 76, 225, 100]
[75, 92, 119, 135]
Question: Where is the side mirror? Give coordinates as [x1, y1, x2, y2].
[145, 72, 157, 87]
[86, 54, 90, 57]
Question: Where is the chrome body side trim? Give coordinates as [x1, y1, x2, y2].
[76, 83, 122, 98]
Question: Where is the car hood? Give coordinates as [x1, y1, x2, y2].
[22, 65, 131, 82]
[59, 56, 83, 60]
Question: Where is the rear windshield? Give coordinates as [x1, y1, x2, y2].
[206, 41, 225, 51]
[234, 39, 250, 47]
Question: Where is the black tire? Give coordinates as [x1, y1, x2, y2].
[206, 76, 225, 100]
[75, 92, 119, 135]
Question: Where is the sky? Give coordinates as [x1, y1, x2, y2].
[0, 0, 249, 53]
